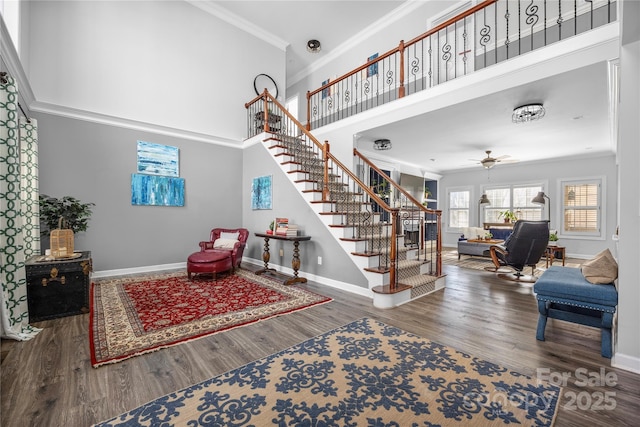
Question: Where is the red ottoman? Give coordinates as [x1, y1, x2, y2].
[187, 250, 233, 280]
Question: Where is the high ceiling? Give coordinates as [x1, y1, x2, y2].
[207, 0, 617, 173]
[210, 0, 407, 82]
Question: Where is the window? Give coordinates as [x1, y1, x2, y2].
[483, 184, 543, 223]
[448, 189, 470, 229]
[561, 179, 602, 237]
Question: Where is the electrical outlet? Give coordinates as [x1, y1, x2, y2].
[318, 256, 322, 265]
[279, 248, 284, 257]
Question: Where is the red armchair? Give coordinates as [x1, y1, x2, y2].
[198, 228, 249, 269]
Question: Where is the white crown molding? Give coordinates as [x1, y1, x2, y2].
[30, 100, 243, 147]
[0, 14, 35, 107]
[288, 0, 426, 86]
[184, 0, 289, 51]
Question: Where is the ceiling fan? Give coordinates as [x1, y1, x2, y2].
[471, 150, 516, 169]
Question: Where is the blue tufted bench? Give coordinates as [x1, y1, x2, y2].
[533, 266, 618, 358]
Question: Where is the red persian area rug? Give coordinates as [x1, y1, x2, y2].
[90, 269, 331, 367]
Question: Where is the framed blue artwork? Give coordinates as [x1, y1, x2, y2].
[321, 79, 330, 99]
[367, 53, 379, 77]
[251, 175, 272, 210]
[131, 174, 185, 206]
[137, 141, 179, 177]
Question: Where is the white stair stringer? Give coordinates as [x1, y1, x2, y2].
[260, 133, 445, 308]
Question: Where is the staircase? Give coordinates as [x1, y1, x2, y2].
[247, 93, 444, 308]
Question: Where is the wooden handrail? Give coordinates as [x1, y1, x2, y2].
[354, 148, 442, 276]
[249, 89, 326, 151]
[307, 45, 403, 99]
[306, 0, 499, 127]
[246, 90, 394, 210]
[307, 0, 498, 100]
[354, 148, 440, 216]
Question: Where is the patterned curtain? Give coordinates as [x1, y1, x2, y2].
[0, 74, 41, 340]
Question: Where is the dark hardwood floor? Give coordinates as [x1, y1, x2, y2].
[1, 261, 638, 426]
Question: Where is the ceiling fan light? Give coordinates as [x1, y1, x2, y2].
[373, 139, 392, 150]
[512, 103, 545, 123]
[482, 159, 496, 169]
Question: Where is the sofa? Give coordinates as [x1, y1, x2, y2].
[457, 226, 513, 259]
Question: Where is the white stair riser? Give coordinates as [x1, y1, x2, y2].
[262, 134, 445, 307]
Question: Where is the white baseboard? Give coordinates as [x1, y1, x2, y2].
[93, 257, 373, 300]
[612, 352, 640, 374]
[92, 262, 186, 278]
[241, 258, 373, 299]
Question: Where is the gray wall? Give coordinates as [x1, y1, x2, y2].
[36, 112, 243, 272]
[24, 0, 285, 141]
[242, 141, 368, 288]
[440, 154, 618, 258]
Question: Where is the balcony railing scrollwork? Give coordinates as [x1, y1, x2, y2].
[306, 0, 616, 130]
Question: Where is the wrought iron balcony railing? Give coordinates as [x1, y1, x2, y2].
[306, 0, 616, 130]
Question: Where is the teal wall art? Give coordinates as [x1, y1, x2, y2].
[251, 175, 272, 210]
[137, 141, 179, 177]
[131, 174, 185, 207]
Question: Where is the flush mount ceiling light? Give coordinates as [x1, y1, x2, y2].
[512, 103, 546, 123]
[306, 39, 321, 53]
[373, 139, 392, 150]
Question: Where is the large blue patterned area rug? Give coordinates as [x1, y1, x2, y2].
[94, 317, 561, 426]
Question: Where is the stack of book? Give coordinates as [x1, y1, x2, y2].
[275, 217, 289, 236]
[274, 217, 300, 236]
[286, 224, 299, 237]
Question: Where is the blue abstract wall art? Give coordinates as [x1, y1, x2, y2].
[251, 175, 272, 210]
[137, 141, 179, 177]
[131, 174, 185, 206]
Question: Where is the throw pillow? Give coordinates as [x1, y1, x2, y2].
[220, 231, 240, 241]
[213, 238, 237, 250]
[581, 248, 618, 284]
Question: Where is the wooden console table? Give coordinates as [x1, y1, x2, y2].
[254, 233, 311, 285]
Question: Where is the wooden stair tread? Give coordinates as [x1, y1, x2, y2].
[371, 283, 412, 294]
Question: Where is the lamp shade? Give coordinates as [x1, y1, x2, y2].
[531, 191, 551, 226]
[479, 194, 490, 204]
[531, 192, 546, 204]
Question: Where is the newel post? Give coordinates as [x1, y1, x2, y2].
[389, 209, 398, 291]
[436, 211, 442, 276]
[322, 141, 330, 202]
[398, 40, 405, 99]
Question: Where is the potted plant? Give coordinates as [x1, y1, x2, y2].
[39, 194, 95, 235]
[498, 210, 518, 223]
[549, 230, 559, 246]
[424, 186, 432, 200]
[267, 220, 274, 234]
[484, 231, 493, 240]
[372, 179, 391, 198]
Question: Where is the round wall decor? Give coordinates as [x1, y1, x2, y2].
[253, 74, 278, 98]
